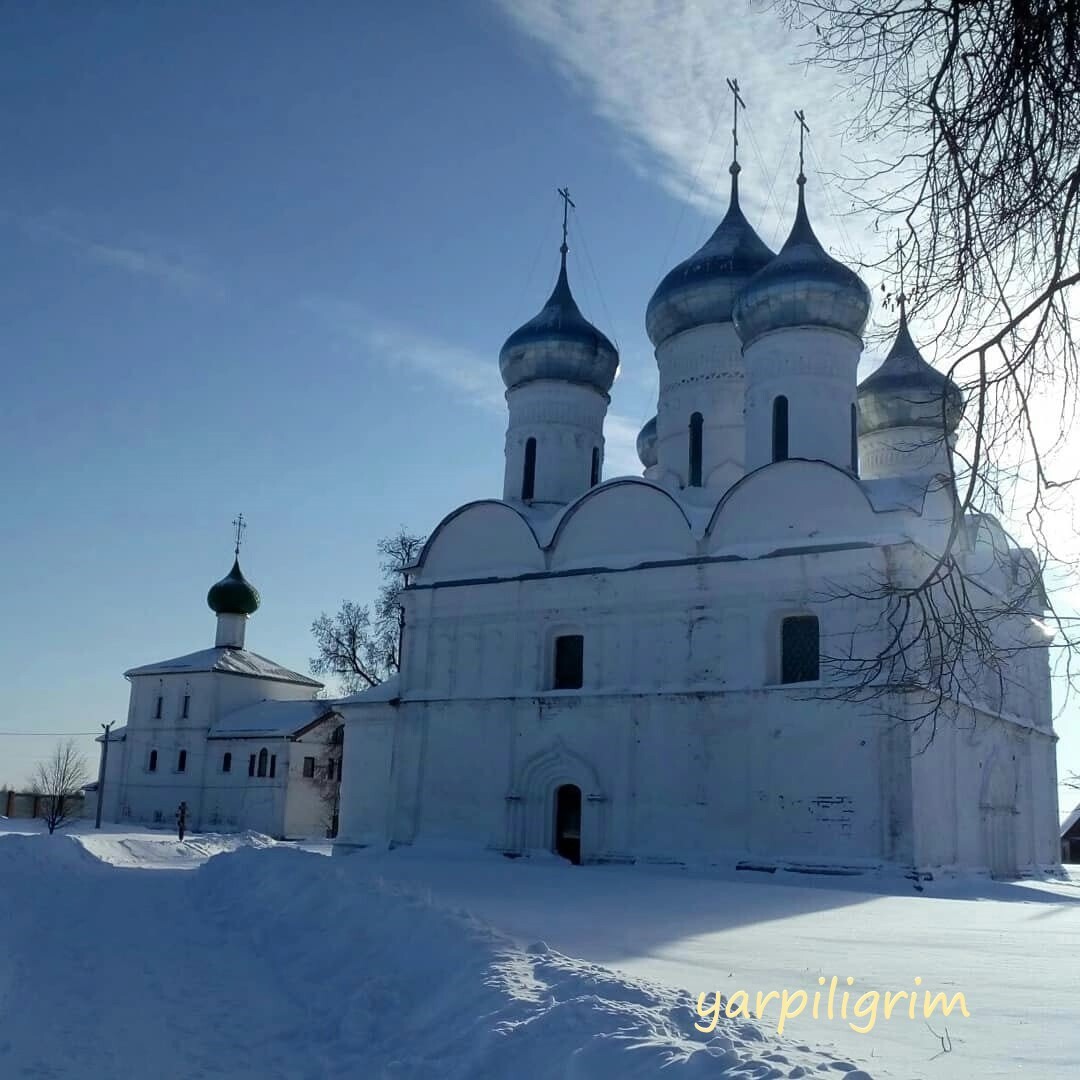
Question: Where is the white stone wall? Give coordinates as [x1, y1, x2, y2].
[743, 326, 861, 473]
[654, 322, 745, 491]
[859, 425, 955, 480]
[338, 460, 1058, 874]
[110, 668, 328, 838]
[502, 380, 608, 506]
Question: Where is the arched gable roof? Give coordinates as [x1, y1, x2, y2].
[548, 478, 695, 571]
[705, 459, 879, 553]
[414, 500, 544, 582]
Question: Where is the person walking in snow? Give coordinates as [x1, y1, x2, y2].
[176, 800, 187, 842]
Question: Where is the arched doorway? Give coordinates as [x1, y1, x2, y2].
[553, 784, 582, 865]
[983, 760, 1017, 879]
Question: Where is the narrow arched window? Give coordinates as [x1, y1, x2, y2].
[269, 754, 277, 779]
[689, 412, 703, 487]
[772, 396, 789, 462]
[522, 437, 536, 500]
[222, 752, 232, 773]
[850, 403, 858, 473]
[553, 634, 584, 689]
[177, 749, 187, 773]
[148, 749, 158, 773]
[781, 615, 819, 683]
[248, 754, 256, 777]
[257, 747, 268, 778]
[590, 446, 601, 487]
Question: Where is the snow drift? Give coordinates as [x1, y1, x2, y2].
[0, 831, 873, 1078]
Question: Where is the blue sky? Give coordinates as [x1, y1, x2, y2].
[2, 1, 1076, 809]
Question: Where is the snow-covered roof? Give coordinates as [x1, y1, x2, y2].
[209, 699, 341, 739]
[1061, 802, 1080, 838]
[125, 647, 322, 688]
[333, 674, 401, 707]
[95, 725, 127, 743]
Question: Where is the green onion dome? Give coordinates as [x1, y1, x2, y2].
[207, 558, 260, 616]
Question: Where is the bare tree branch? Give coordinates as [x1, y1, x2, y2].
[309, 528, 426, 694]
[31, 739, 90, 835]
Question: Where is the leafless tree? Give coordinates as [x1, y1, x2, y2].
[310, 528, 426, 694]
[31, 739, 90, 834]
[311, 722, 345, 837]
[767, 0, 1080, 740]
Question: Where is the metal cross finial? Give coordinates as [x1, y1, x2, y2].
[794, 109, 810, 181]
[726, 77, 745, 166]
[232, 513, 246, 557]
[557, 186, 575, 256]
[895, 233, 907, 315]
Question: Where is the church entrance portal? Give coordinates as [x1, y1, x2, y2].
[554, 784, 582, 865]
[982, 761, 1018, 879]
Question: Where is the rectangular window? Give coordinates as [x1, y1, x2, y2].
[177, 749, 187, 773]
[553, 634, 584, 690]
[222, 752, 232, 773]
[148, 749, 158, 773]
[181, 694, 190, 719]
[781, 615, 820, 684]
[248, 754, 256, 777]
[154, 696, 163, 719]
[302, 756, 315, 779]
[269, 754, 277, 779]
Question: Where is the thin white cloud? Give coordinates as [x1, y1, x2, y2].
[306, 295, 646, 477]
[82, 240, 207, 292]
[302, 297, 506, 412]
[493, 0, 864, 258]
[7, 209, 212, 293]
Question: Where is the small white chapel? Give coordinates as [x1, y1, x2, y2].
[335, 135, 1061, 877]
[98, 539, 343, 839]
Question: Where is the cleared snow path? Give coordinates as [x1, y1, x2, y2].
[0, 831, 874, 1079]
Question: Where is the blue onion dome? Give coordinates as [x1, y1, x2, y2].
[858, 305, 964, 436]
[732, 176, 871, 345]
[636, 415, 658, 469]
[499, 248, 619, 394]
[207, 558, 260, 616]
[646, 164, 775, 347]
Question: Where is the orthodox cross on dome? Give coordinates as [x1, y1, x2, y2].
[557, 185, 575, 260]
[895, 233, 909, 316]
[231, 513, 247, 557]
[726, 77, 745, 168]
[794, 109, 810, 184]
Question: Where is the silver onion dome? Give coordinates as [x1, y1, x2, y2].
[646, 164, 775, 347]
[732, 177, 871, 345]
[499, 249, 619, 394]
[858, 306, 964, 436]
[636, 415, 658, 469]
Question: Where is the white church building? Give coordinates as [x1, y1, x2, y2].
[97, 553, 343, 839]
[335, 157, 1060, 878]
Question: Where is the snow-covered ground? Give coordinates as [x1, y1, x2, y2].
[1, 821, 1077, 1078]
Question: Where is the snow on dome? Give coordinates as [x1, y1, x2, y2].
[732, 178, 870, 345]
[646, 165, 775, 347]
[636, 415, 658, 469]
[858, 307, 964, 435]
[207, 557, 260, 616]
[499, 252, 618, 394]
